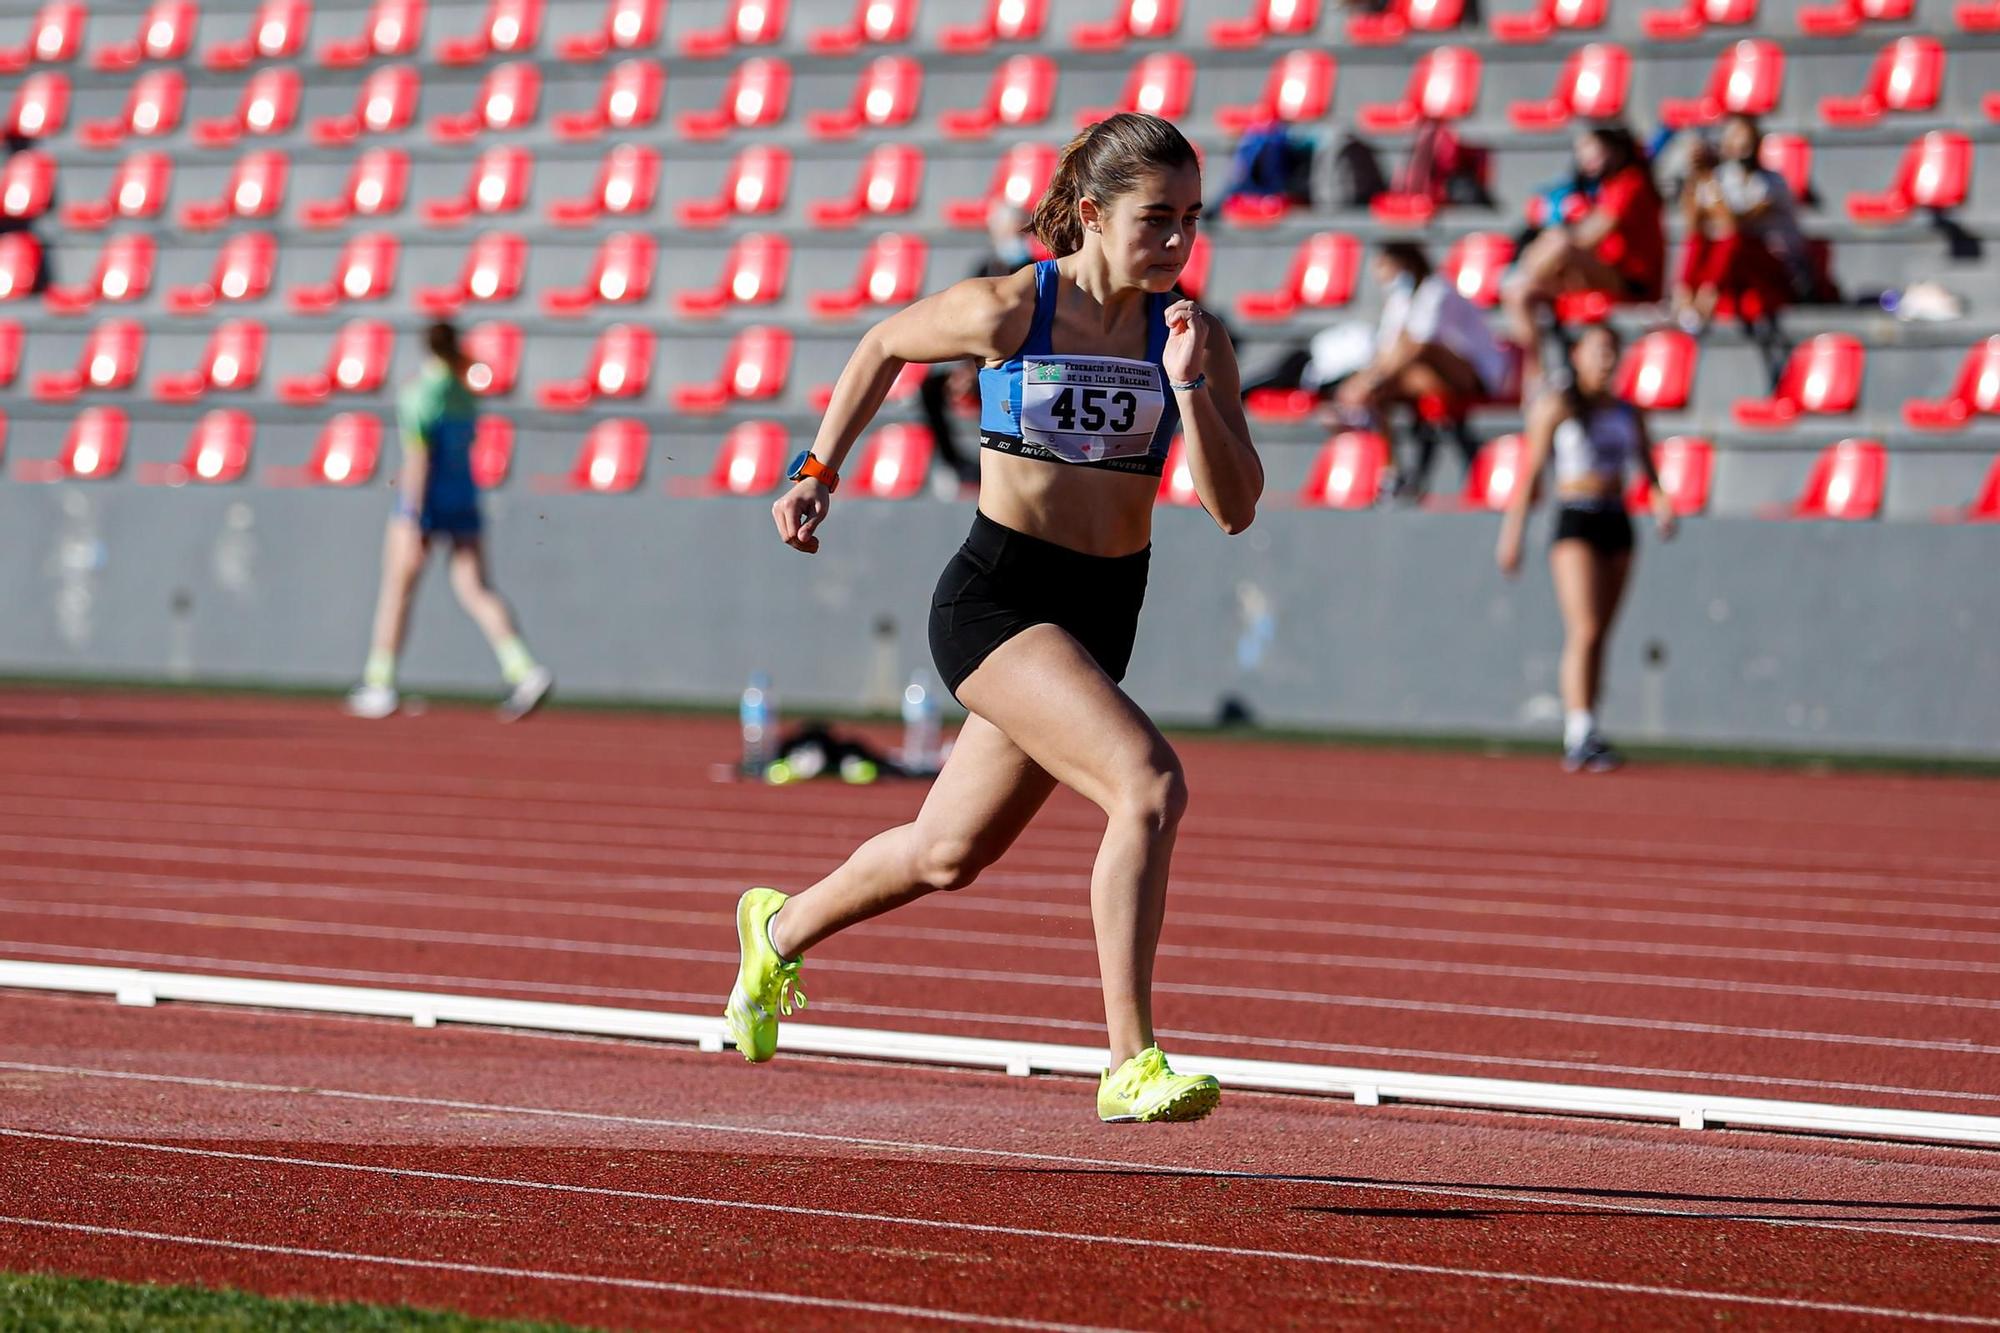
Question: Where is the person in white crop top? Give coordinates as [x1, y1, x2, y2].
[1497, 325, 1679, 773]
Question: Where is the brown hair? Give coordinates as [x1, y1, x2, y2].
[1031, 113, 1199, 258]
[1377, 240, 1433, 285]
[426, 319, 471, 379]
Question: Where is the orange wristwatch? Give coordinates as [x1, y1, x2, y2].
[787, 450, 840, 492]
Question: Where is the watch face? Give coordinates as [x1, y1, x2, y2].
[786, 449, 812, 481]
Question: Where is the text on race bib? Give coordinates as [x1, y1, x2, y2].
[1018, 356, 1166, 465]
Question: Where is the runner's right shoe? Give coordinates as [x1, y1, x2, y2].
[344, 684, 399, 719]
[1097, 1046, 1221, 1123]
[723, 887, 805, 1063]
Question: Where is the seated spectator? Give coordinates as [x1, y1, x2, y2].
[1672, 114, 1811, 335]
[1503, 126, 1663, 384]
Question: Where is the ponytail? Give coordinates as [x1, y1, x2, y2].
[1031, 113, 1199, 258]
[425, 319, 473, 382]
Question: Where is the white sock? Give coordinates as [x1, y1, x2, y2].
[1564, 710, 1596, 750]
[765, 910, 790, 962]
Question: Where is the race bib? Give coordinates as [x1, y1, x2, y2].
[1018, 356, 1166, 464]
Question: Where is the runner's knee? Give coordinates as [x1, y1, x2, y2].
[1111, 759, 1188, 836]
[911, 832, 992, 893]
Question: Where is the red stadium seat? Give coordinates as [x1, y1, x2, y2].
[552, 58, 663, 140]
[1965, 0, 2000, 28]
[165, 231, 276, 313]
[6, 72, 70, 140]
[940, 0, 1047, 53]
[414, 229, 526, 314]
[463, 320, 521, 397]
[310, 64, 420, 145]
[65, 151, 170, 231]
[1759, 132, 1813, 204]
[1297, 431, 1389, 509]
[1235, 231, 1358, 321]
[1820, 37, 1943, 128]
[1210, 0, 1319, 47]
[543, 418, 647, 493]
[847, 424, 932, 499]
[32, 319, 144, 400]
[95, 1, 199, 69]
[321, 0, 424, 66]
[0, 3, 87, 71]
[549, 143, 657, 226]
[809, 144, 924, 227]
[1177, 232, 1212, 300]
[154, 319, 265, 402]
[1847, 132, 1971, 222]
[0, 234, 42, 302]
[682, 0, 787, 57]
[1614, 330, 1698, 412]
[672, 325, 792, 413]
[303, 413, 381, 487]
[437, 0, 541, 64]
[1072, 0, 1182, 52]
[1449, 433, 1530, 511]
[541, 230, 655, 315]
[422, 145, 532, 225]
[278, 318, 394, 403]
[1936, 455, 2000, 523]
[1660, 40, 1783, 129]
[140, 410, 255, 486]
[1078, 52, 1193, 126]
[80, 68, 184, 147]
[470, 416, 513, 487]
[678, 56, 791, 139]
[1492, 0, 1604, 42]
[1763, 439, 1884, 520]
[539, 323, 654, 409]
[1625, 435, 1712, 516]
[677, 144, 791, 227]
[180, 149, 287, 231]
[1735, 334, 1863, 427]
[1349, 0, 1464, 44]
[1905, 338, 2000, 430]
[1216, 50, 1334, 133]
[810, 233, 927, 318]
[809, 0, 916, 55]
[1509, 42, 1628, 131]
[45, 234, 153, 315]
[557, 0, 660, 61]
[1642, 0, 1755, 40]
[288, 233, 398, 313]
[432, 62, 539, 143]
[675, 232, 789, 317]
[1443, 232, 1514, 307]
[945, 142, 1057, 226]
[941, 54, 1056, 139]
[0, 321, 21, 387]
[669, 421, 790, 496]
[0, 151, 55, 224]
[204, 0, 309, 70]
[808, 55, 921, 140]
[193, 67, 301, 147]
[1357, 46, 1479, 132]
[16, 406, 127, 482]
[1799, 0, 1911, 35]
[301, 147, 408, 229]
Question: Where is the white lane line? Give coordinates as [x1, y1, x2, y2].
[8, 908, 1996, 1056]
[10, 946, 1996, 1107]
[0, 1216, 1127, 1332]
[5, 1130, 1997, 1325]
[7, 890, 1993, 985]
[9, 754, 1996, 881]
[5, 1063, 1999, 1250]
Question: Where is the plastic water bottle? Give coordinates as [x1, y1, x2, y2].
[901, 671, 941, 776]
[739, 672, 775, 777]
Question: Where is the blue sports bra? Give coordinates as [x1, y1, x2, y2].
[977, 259, 1182, 478]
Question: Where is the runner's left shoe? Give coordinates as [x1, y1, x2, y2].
[1097, 1046, 1221, 1123]
[723, 886, 805, 1063]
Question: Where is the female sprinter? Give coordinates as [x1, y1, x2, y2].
[1496, 325, 1677, 772]
[726, 114, 1262, 1123]
[346, 321, 553, 722]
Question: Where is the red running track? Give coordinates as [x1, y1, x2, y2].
[2, 688, 1998, 1325]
